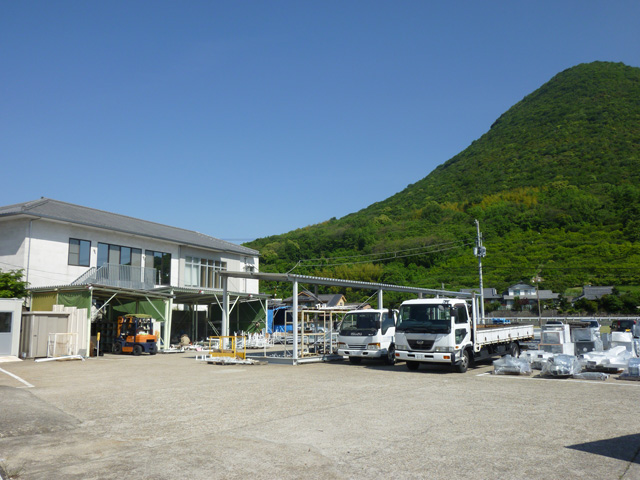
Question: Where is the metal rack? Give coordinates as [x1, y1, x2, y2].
[283, 309, 346, 358]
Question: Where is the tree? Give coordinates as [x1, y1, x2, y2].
[0, 269, 28, 298]
[512, 296, 526, 312]
[574, 298, 597, 314]
[486, 301, 503, 313]
[599, 294, 624, 313]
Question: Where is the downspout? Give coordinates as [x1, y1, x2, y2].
[178, 246, 182, 287]
[26, 219, 34, 286]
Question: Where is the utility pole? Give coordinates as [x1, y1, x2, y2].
[531, 270, 543, 327]
[474, 220, 486, 324]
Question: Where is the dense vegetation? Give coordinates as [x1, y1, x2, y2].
[0, 269, 28, 299]
[246, 62, 640, 307]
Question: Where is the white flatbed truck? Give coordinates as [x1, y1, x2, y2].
[394, 297, 533, 372]
[337, 309, 398, 365]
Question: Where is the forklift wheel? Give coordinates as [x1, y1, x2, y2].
[132, 345, 143, 356]
[112, 343, 122, 354]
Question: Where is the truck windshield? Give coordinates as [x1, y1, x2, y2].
[396, 304, 451, 334]
[615, 320, 635, 331]
[339, 312, 380, 335]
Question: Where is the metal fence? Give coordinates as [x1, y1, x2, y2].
[72, 264, 157, 290]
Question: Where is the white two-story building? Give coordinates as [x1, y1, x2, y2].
[0, 198, 265, 353]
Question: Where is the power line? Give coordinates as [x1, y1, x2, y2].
[295, 242, 475, 269]
[299, 239, 468, 263]
[0, 260, 76, 280]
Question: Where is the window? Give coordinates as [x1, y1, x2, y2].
[455, 328, 467, 344]
[381, 311, 395, 334]
[0, 312, 11, 333]
[68, 239, 91, 266]
[97, 243, 109, 267]
[184, 256, 226, 289]
[146, 250, 171, 285]
[97, 243, 142, 268]
[339, 312, 380, 333]
[454, 305, 468, 324]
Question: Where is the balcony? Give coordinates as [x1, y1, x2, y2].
[71, 264, 157, 290]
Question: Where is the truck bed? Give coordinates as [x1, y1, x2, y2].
[473, 324, 534, 346]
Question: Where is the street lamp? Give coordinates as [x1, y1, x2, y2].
[531, 274, 543, 326]
[474, 220, 486, 324]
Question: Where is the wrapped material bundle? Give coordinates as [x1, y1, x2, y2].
[493, 355, 532, 375]
[582, 346, 632, 372]
[541, 354, 581, 377]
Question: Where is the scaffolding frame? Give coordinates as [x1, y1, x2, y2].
[283, 309, 348, 358]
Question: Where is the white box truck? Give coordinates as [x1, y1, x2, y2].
[337, 308, 397, 365]
[394, 297, 533, 372]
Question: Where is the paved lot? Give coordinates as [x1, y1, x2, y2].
[0, 352, 639, 480]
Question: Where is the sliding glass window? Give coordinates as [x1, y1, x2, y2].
[185, 257, 226, 289]
[146, 250, 171, 285]
[98, 243, 142, 268]
[68, 238, 91, 266]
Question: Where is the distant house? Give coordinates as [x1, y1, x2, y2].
[460, 288, 502, 302]
[574, 285, 614, 302]
[283, 291, 347, 309]
[502, 283, 559, 310]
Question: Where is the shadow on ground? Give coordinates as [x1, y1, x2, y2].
[0, 386, 80, 438]
[567, 433, 640, 464]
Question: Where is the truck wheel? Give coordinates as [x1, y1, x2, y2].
[348, 357, 362, 365]
[112, 343, 122, 355]
[384, 345, 396, 365]
[132, 345, 142, 356]
[508, 342, 519, 357]
[406, 361, 419, 371]
[456, 350, 470, 373]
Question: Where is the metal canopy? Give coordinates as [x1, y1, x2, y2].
[220, 271, 470, 364]
[220, 271, 470, 298]
[29, 284, 173, 301]
[153, 286, 270, 304]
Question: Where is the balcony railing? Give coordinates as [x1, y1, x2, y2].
[71, 264, 157, 290]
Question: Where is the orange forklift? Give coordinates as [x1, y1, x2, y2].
[112, 314, 158, 355]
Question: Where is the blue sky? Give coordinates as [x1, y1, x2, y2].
[2, 1, 639, 243]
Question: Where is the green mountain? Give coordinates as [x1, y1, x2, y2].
[246, 61, 640, 303]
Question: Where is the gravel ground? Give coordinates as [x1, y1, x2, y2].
[1, 351, 639, 480]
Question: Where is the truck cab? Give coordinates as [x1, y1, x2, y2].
[394, 299, 472, 372]
[394, 297, 532, 373]
[337, 309, 397, 365]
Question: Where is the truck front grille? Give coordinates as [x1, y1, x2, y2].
[346, 344, 366, 350]
[408, 339, 434, 351]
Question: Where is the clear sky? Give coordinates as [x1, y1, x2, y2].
[2, 1, 639, 244]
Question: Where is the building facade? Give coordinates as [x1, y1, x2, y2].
[0, 198, 263, 352]
[0, 198, 259, 293]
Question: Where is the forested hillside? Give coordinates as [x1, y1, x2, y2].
[246, 62, 640, 304]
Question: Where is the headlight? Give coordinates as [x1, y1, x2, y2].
[434, 346, 454, 353]
[395, 342, 409, 351]
[367, 343, 380, 350]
